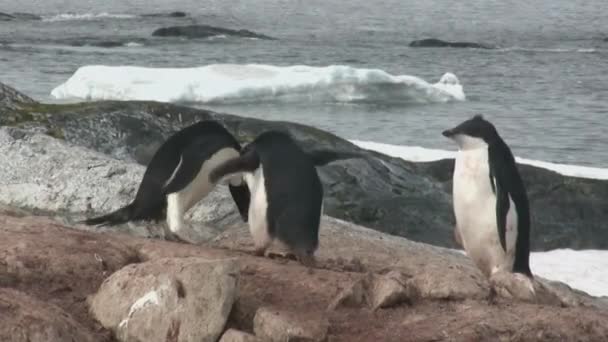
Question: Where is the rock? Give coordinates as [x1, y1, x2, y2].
[89, 257, 239, 342]
[0, 12, 41, 21]
[0, 213, 139, 341]
[409, 38, 494, 49]
[142, 11, 187, 18]
[327, 278, 368, 310]
[1, 81, 37, 113]
[0, 288, 96, 342]
[0, 12, 16, 21]
[253, 307, 328, 342]
[0, 85, 607, 251]
[2, 212, 608, 341]
[369, 271, 414, 309]
[11, 12, 42, 20]
[215, 217, 488, 301]
[219, 329, 259, 342]
[152, 25, 277, 40]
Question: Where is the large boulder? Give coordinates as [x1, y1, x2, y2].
[152, 25, 276, 40]
[89, 257, 239, 342]
[0, 83, 607, 250]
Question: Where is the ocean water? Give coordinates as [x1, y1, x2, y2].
[1, 0, 607, 168]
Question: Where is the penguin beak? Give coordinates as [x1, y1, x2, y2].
[442, 129, 454, 138]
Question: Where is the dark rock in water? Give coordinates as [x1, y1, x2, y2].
[68, 40, 124, 48]
[0, 82, 606, 250]
[0, 12, 16, 21]
[11, 12, 42, 20]
[409, 38, 494, 49]
[61, 37, 144, 48]
[152, 24, 277, 40]
[0, 12, 41, 21]
[142, 11, 187, 18]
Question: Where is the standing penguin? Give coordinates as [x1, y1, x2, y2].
[209, 130, 363, 267]
[442, 115, 534, 299]
[83, 120, 250, 238]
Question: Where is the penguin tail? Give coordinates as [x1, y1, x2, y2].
[80, 203, 136, 227]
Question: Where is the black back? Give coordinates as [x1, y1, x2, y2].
[252, 131, 323, 253]
[125, 120, 249, 222]
[488, 138, 532, 277]
[444, 115, 532, 277]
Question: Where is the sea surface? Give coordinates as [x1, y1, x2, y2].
[1, 0, 607, 167]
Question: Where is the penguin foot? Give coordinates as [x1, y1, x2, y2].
[490, 271, 536, 303]
[295, 252, 317, 271]
[253, 247, 267, 257]
[486, 286, 498, 305]
[267, 251, 298, 261]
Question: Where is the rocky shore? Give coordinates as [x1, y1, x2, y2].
[1, 82, 608, 341]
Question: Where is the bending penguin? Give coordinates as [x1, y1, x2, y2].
[209, 130, 363, 267]
[83, 120, 250, 239]
[442, 115, 535, 301]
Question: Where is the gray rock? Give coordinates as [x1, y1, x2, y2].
[152, 25, 276, 40]
[409, 38, 494, 49]
[1, 82, 37, 113]
[0, 12, 41, 21]
[89, 257, 239, 342]
[0, 12, 16, 21]
[142, 11, 187, 18]
[11, 12, 42, 20]
[253, 307, 328, 342]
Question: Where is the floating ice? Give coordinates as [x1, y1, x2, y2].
[51, 64, 465, 104]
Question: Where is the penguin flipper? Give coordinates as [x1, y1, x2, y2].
[489, 144, 512, 253]
[209, 150, 260, 184]
[494, 180, 509, 252]
[229, 184, 251, 222]
[306, 149, 367, 166]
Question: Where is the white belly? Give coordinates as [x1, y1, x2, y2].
[244, 166, 272, 250]
[453, 147, 518, 276]
[166, 147, 240, 233]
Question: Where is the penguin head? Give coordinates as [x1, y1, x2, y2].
[442, 115, 500, 150]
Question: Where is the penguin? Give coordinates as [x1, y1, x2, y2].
[208, 130, 364, 267]
[442, 115, 534, 299]
[83, 120, 250, 238]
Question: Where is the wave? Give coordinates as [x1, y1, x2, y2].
[351, 140, 608, 180]
[50, 64, 466, 105]
[42, 12, 136, 22]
